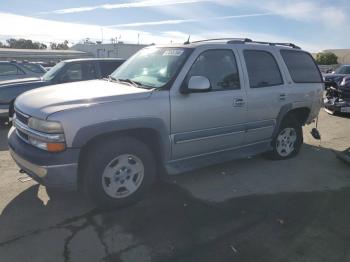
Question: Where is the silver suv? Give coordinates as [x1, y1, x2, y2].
[8, 38, 323, 207]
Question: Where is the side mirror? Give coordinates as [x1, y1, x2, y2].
[186, 76, 211, 92]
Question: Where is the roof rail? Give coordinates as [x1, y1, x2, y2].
[185, 38, 253, 45]
[227, 39, 301, 49]
[184, 38, 301, 49]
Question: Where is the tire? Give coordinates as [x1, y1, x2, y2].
[83, 136, 156, 208]
[267, 116, 303, 160]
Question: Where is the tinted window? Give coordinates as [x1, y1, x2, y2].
[99, 61, 123, 77]
[0, 64, 24, 76]
[281, 50, 322, 83]
[187, 49, 240, 91]
[82, 62, 97, 80]
[61, 63, 83, 82]
[60, 62, 96, 82]
[244, 50, 283, 88]
[334, 65, 350, 75]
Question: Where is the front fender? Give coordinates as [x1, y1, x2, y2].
[72, 117, 171, 161]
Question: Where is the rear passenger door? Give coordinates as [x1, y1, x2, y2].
[239, 48, 288, 144]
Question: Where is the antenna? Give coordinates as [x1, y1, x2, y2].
[184, 35, 191, 45]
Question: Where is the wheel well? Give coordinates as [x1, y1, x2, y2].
[285, 107, 310, 126]
[77, 128, 163, 191]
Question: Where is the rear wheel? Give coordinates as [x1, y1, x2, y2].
[83, 136, 156, 208]
[268, 116, 303, 160]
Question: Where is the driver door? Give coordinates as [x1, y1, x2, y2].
[170, 48, 247, 160]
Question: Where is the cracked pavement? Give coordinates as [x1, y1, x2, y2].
[0, 111, 349, 262]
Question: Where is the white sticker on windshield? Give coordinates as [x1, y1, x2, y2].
[163, 49, 184, 56]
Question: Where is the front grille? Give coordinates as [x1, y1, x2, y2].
[15, 109, 29, 125]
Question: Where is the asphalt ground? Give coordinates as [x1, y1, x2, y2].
[0, 110, 349, 262]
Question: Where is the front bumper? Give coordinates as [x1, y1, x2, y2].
[324, 98, 350, 114]
[8, 127, 80, 190]
[0, 104, 9, 118]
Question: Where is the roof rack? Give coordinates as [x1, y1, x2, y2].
[227, 39, 301, 49]
[184, 38, 301, 49]
[185, 38, 253, 44]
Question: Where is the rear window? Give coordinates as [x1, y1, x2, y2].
[99, 61, 124, 77]
[280, 50, 322, 83]
[244, 50, 283, 88]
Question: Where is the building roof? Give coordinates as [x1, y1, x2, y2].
[0, 48, 86, 54]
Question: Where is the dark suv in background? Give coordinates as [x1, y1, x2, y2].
[0, 58, 125, 120]
[0, 61, 47, 82]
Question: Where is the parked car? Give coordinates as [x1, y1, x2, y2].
[0, 61, 46, 82]
[323, 65, 350, 88]
[323, 65, 350, 114]
[0, 58, 125, 120]
[8, 38, 323, 207]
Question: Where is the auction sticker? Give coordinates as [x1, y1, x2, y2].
[163, 49, 184, 56]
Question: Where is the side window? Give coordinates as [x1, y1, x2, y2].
[61, 63, 83, 82]
[82, 62, 97, 80]
[280, 50, 322, 83]
[99, 61, 123, 77]
[187, 49, 240, 91]
[0, 64, 24, 76]
[244, 50, 283, 88]
[21, 63, 46, 74]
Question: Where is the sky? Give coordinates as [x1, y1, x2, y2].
[0, 0, 349, 52]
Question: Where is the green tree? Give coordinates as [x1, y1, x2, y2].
[316, 52, 338, 65]
[5, 38, 47, 49]
[50, 40, 69, 50]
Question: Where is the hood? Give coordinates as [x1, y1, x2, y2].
[0, 77, 44, 88]
[323, 73, 345, 82]
[15, 79, 153, 119]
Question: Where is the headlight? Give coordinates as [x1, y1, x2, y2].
[28, 117, 64, 134]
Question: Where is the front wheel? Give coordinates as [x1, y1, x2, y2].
[267, 117, 303, 160]
[84, 136, 156, 208]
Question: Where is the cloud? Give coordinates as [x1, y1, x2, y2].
[0, 11, 341, 52]
[217, 0, 347, 27]
[41, 0, 209, 14]
[106, 13, 273, 28]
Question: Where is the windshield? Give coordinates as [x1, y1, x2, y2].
[42, 61, 66, 81]
[111, 47, 192, 89]
[334, 66, 350, 74]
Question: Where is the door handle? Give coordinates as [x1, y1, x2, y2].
[233, 98, 245, 107]
[279, 93, 286, 101]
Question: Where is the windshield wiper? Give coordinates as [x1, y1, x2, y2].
[117, 78, 153, 89]
[118, 78, 142, 87]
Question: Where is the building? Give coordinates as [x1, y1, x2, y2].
[0, 48, 91, 62]
[70, 42, 148, 59]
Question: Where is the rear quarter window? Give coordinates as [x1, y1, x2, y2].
[280, 50, 322, 83]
